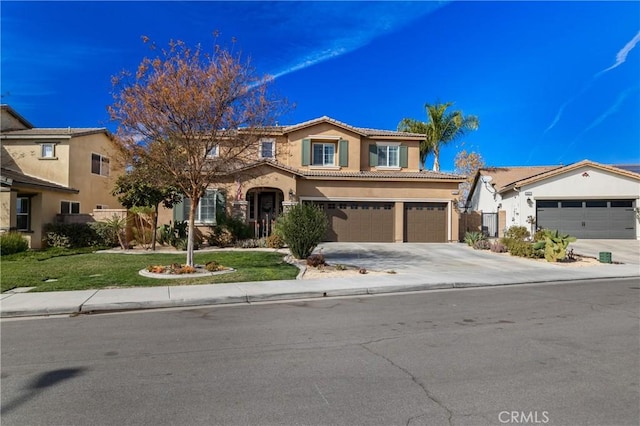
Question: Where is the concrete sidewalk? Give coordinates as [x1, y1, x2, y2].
[2, 248, 638, 318]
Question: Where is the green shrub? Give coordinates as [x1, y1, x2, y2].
[277, 203, 328, 259]
[207, 216, 252, 247]
[464, 231, 485, 246]
[158, 220, 195, 249]
[174, 236, 200, 251]
[504, 226, 530, 241]
[508, 239, 539, 258]
[88, 221, 120, 248]
[43, 223, 101, 248]
[0, 232, 29, 255]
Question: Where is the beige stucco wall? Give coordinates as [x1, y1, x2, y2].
[286, 124, 362, 172]
[1, 139, 71, 185]
[1, 109, 29, 131]
[0, 188, 16, 231]
[67, 133, 123, 211]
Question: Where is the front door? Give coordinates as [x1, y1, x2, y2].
[257, 192, 276, 238]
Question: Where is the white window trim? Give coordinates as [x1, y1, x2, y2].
[206, 145, 219, 158]
[375, 142, 401, 169]
[60, 200, 80, 214]
[259, 138, 276, 159]
[39, 142, 58, 159]
[308, 135, 341, 140]
[194, 189, 218, 224]
[311, 142, 336, 167]
[91, 153, 110, 177]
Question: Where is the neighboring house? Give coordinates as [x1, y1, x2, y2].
[1, 105, 123, 248]
[467, 160, 640, 239]
[160, 116, 465, 242]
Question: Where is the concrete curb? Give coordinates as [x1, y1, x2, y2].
[2, 274, 638, 318]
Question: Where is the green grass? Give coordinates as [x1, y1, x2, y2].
[0, 249, 299, 292]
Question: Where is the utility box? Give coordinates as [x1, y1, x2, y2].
[598, 252, 612, 264]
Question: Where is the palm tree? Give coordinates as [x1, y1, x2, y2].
[398, 101, 479, 172]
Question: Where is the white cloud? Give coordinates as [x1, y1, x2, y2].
[268, 2, 448, 80]
[598, 30, 640, 75]
[546, 30, 640, 133]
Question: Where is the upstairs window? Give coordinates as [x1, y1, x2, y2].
[312, 143, 335, 166]
[260, 139, 275, 159]
[40, 143, 57, 159]
[91, 153, 110, 176]
[377, 145, 399, 167]
[369, 143, 407, 168]
[206, 145, 219, 158]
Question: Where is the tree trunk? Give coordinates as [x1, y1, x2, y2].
[432, 145, 440, 172]
[151, 203, 159, 251]
[186, 196, 199, 267]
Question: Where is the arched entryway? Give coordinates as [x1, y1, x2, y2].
[245, 187, 285, 238]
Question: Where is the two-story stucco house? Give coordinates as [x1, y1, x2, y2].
[160, 116, 465, 243]
[1, 105, 123, 248]
[467, 160, 640, 239]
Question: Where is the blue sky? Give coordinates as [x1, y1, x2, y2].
[2, 1, 639, 171]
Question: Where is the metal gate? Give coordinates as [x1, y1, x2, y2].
[482, 213, 498, 237]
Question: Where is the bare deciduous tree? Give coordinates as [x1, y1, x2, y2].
[109, 37, 286, 266]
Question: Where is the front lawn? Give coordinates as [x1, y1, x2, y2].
[0, 249, 299, 292]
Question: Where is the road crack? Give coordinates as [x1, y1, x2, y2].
[360, 343, 453, 426]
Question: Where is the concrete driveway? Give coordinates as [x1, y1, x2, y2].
[315, 239, 640, 275]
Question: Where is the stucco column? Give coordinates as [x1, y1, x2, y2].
[0, 188, 15, 231]
[394, 201, 404, 243]
[281, 201, 298, 213]
[232, 201, 248, 221]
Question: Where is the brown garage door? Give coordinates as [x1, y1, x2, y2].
[404, 203, 447, 242]
[314, 202, 395, 242]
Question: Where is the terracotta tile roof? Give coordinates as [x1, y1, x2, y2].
[474, 160, 640, 195]
[478, 165, 561, 192]
[1, 128, 108, 138]
[237, 160, 464, 181]
[301, 169, 464, 180]
[283, 116, 426, 139]
[0, 167, 79, 193]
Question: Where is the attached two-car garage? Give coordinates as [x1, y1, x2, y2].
[537, 199, 636, 239]
[312, 201, 449, 243]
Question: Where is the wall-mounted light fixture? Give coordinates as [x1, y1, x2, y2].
[288, 189, 295, 201]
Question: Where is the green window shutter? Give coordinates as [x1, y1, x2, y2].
[173, 199, 185, 222]
[338, 139, 349, 167]
[399, 145, 408, 168]
[369, 144, 378, 166]
[301, 139, 311, 166]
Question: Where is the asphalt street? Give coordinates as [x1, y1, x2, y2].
[1, 278, 639, 426]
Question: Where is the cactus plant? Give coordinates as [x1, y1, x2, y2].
[532, 230, 577, 262]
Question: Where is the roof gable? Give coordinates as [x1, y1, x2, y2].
[1, 105, 34, 131]
[471, 160, 640, 197]
[513, 160, 640, 189]
[283, 116, 425, 139]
